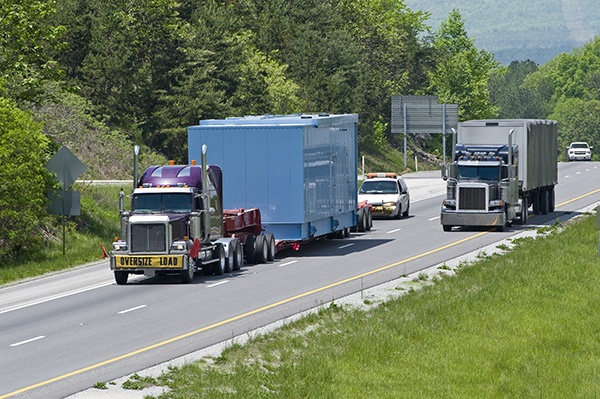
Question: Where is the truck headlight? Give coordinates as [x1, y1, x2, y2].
[443, 199, 456, 207]
[171, 241, 187, 252]
[112, 241, 127, 251]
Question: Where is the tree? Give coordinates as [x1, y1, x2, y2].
[0, 0, 64, 105]
[489, 60, 547, 118]
[425, 9, 498, 120]
[0, 97, 54, 260]
[550, 98, 600, 160]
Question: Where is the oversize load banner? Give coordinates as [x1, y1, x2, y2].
[114, 255, 184, 268]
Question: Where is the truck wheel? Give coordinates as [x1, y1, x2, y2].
[244, 235, 256, 264]
[233, 239, 243, 271]
[520, 197, 528, 225]
[549, 187, 556, 212]
[181, 260, 195, 284]
[540, 188, 549, 215]
[255, 235, 268, 263]
[266, 233, 276, 261]
[357, 208, 366, 232]
[114, 271, 128, 285]
[224, 243, 235, 273]
[366, 208, 372, 231]
[214, 245, 226, 275]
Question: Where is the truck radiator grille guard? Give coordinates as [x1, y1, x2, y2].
[130, 223, 167, 253]
[458, 186, 487, 211]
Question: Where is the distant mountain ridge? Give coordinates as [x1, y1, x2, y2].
[406, 0, 600, 65]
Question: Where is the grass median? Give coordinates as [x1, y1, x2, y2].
[133, 213, 600, 398]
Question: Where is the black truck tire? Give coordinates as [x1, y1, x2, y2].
[233, 240, 243, 271]
[181, 260, 195, 284]
[266, 233, 276, 261]
[214, 245, 226, 275]
[255, 235, 268, 263]
[244, 235, 256, 264]
[114, 271, 128, 285]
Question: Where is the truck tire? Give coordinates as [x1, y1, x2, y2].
[181, 260, 195, 284]
[233, 239, 243, 271]
[549, 187, 556, 212]
[114, 271, 128, 285]
[244, 235, 256, 264]
[520, 197, 528, 225]
[255, 235, 268, 263]
[442, 225, 452, 232]
[366, 208, 372, 231]
[540, 188, 549, 215]
[225, 243, 235, 273]
[532, 191, 541, 215]
[357, 208, 365, 232]
[266, 233, 276, 261]
[214, 245, 226, 275]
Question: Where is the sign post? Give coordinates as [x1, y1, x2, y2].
[46, 146, 86, 254]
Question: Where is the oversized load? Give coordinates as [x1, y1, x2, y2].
[441, 119, 558, 231]
[188, 114, 360, 242]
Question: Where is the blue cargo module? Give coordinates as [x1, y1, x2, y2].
[188, 114, 359, 241]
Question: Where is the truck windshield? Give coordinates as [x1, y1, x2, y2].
[132, 193, 193, 213]
[458, 165, 500, 181]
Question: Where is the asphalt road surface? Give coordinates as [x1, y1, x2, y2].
[1, 162, 600, 399]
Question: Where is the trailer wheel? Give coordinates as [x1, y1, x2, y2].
[224, 243, 235, 273]
[549, 187, 556, 212]
[266, 234, 276, 261]
[255, 235, 268, 263]
[520, 196, 528, 225]
[181, 259, 195, 284]
[233, 239, 243, 271]
[343, 227, 350, 238]
[540, 188, 549, 215]
[114, 271, 128, 285]
[244, 235, 256, 264]
[357, 208, 366, 232]
[366, 208, 372, 231]
[214, 245, 226, 275]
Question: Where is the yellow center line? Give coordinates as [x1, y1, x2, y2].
[1, 230, 490, 398]
[7, 186, 600, 398]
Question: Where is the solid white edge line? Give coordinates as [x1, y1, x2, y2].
[10, 336, 46, 347]
[118, 305, 147, 314]
[0, 282, 114, 315]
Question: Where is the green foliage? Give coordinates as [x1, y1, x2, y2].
[426, 9, 499, 120]
[551, 98, 600, 160]
[489, 60, 548, 118]
[0, 97, 54, 260]
[35, 87, 166, 179]
[0, 0, 65, 105]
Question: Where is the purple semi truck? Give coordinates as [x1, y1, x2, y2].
[109, 145, 274, 285]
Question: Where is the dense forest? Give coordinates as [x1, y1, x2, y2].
[2, 0, 600, 260]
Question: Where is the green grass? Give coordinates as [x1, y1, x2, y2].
[147, 215, 600, 398]
[0, 183, 121, 285]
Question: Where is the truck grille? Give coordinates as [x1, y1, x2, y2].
[458, 187, 486, 211]
[130, 223, 167, 253]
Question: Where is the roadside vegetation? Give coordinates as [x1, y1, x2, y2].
[0, 184, 121, 285]
[107, 213, 600, 398]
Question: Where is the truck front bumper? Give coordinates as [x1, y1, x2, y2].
[440, 209, 506, 228]
[110, 254, 187, 272]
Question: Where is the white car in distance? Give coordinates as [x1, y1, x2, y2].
[358, 173, 410, 218]
[567, 142, 592, 161]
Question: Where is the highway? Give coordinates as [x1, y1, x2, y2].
[1, 161, 600, 399]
